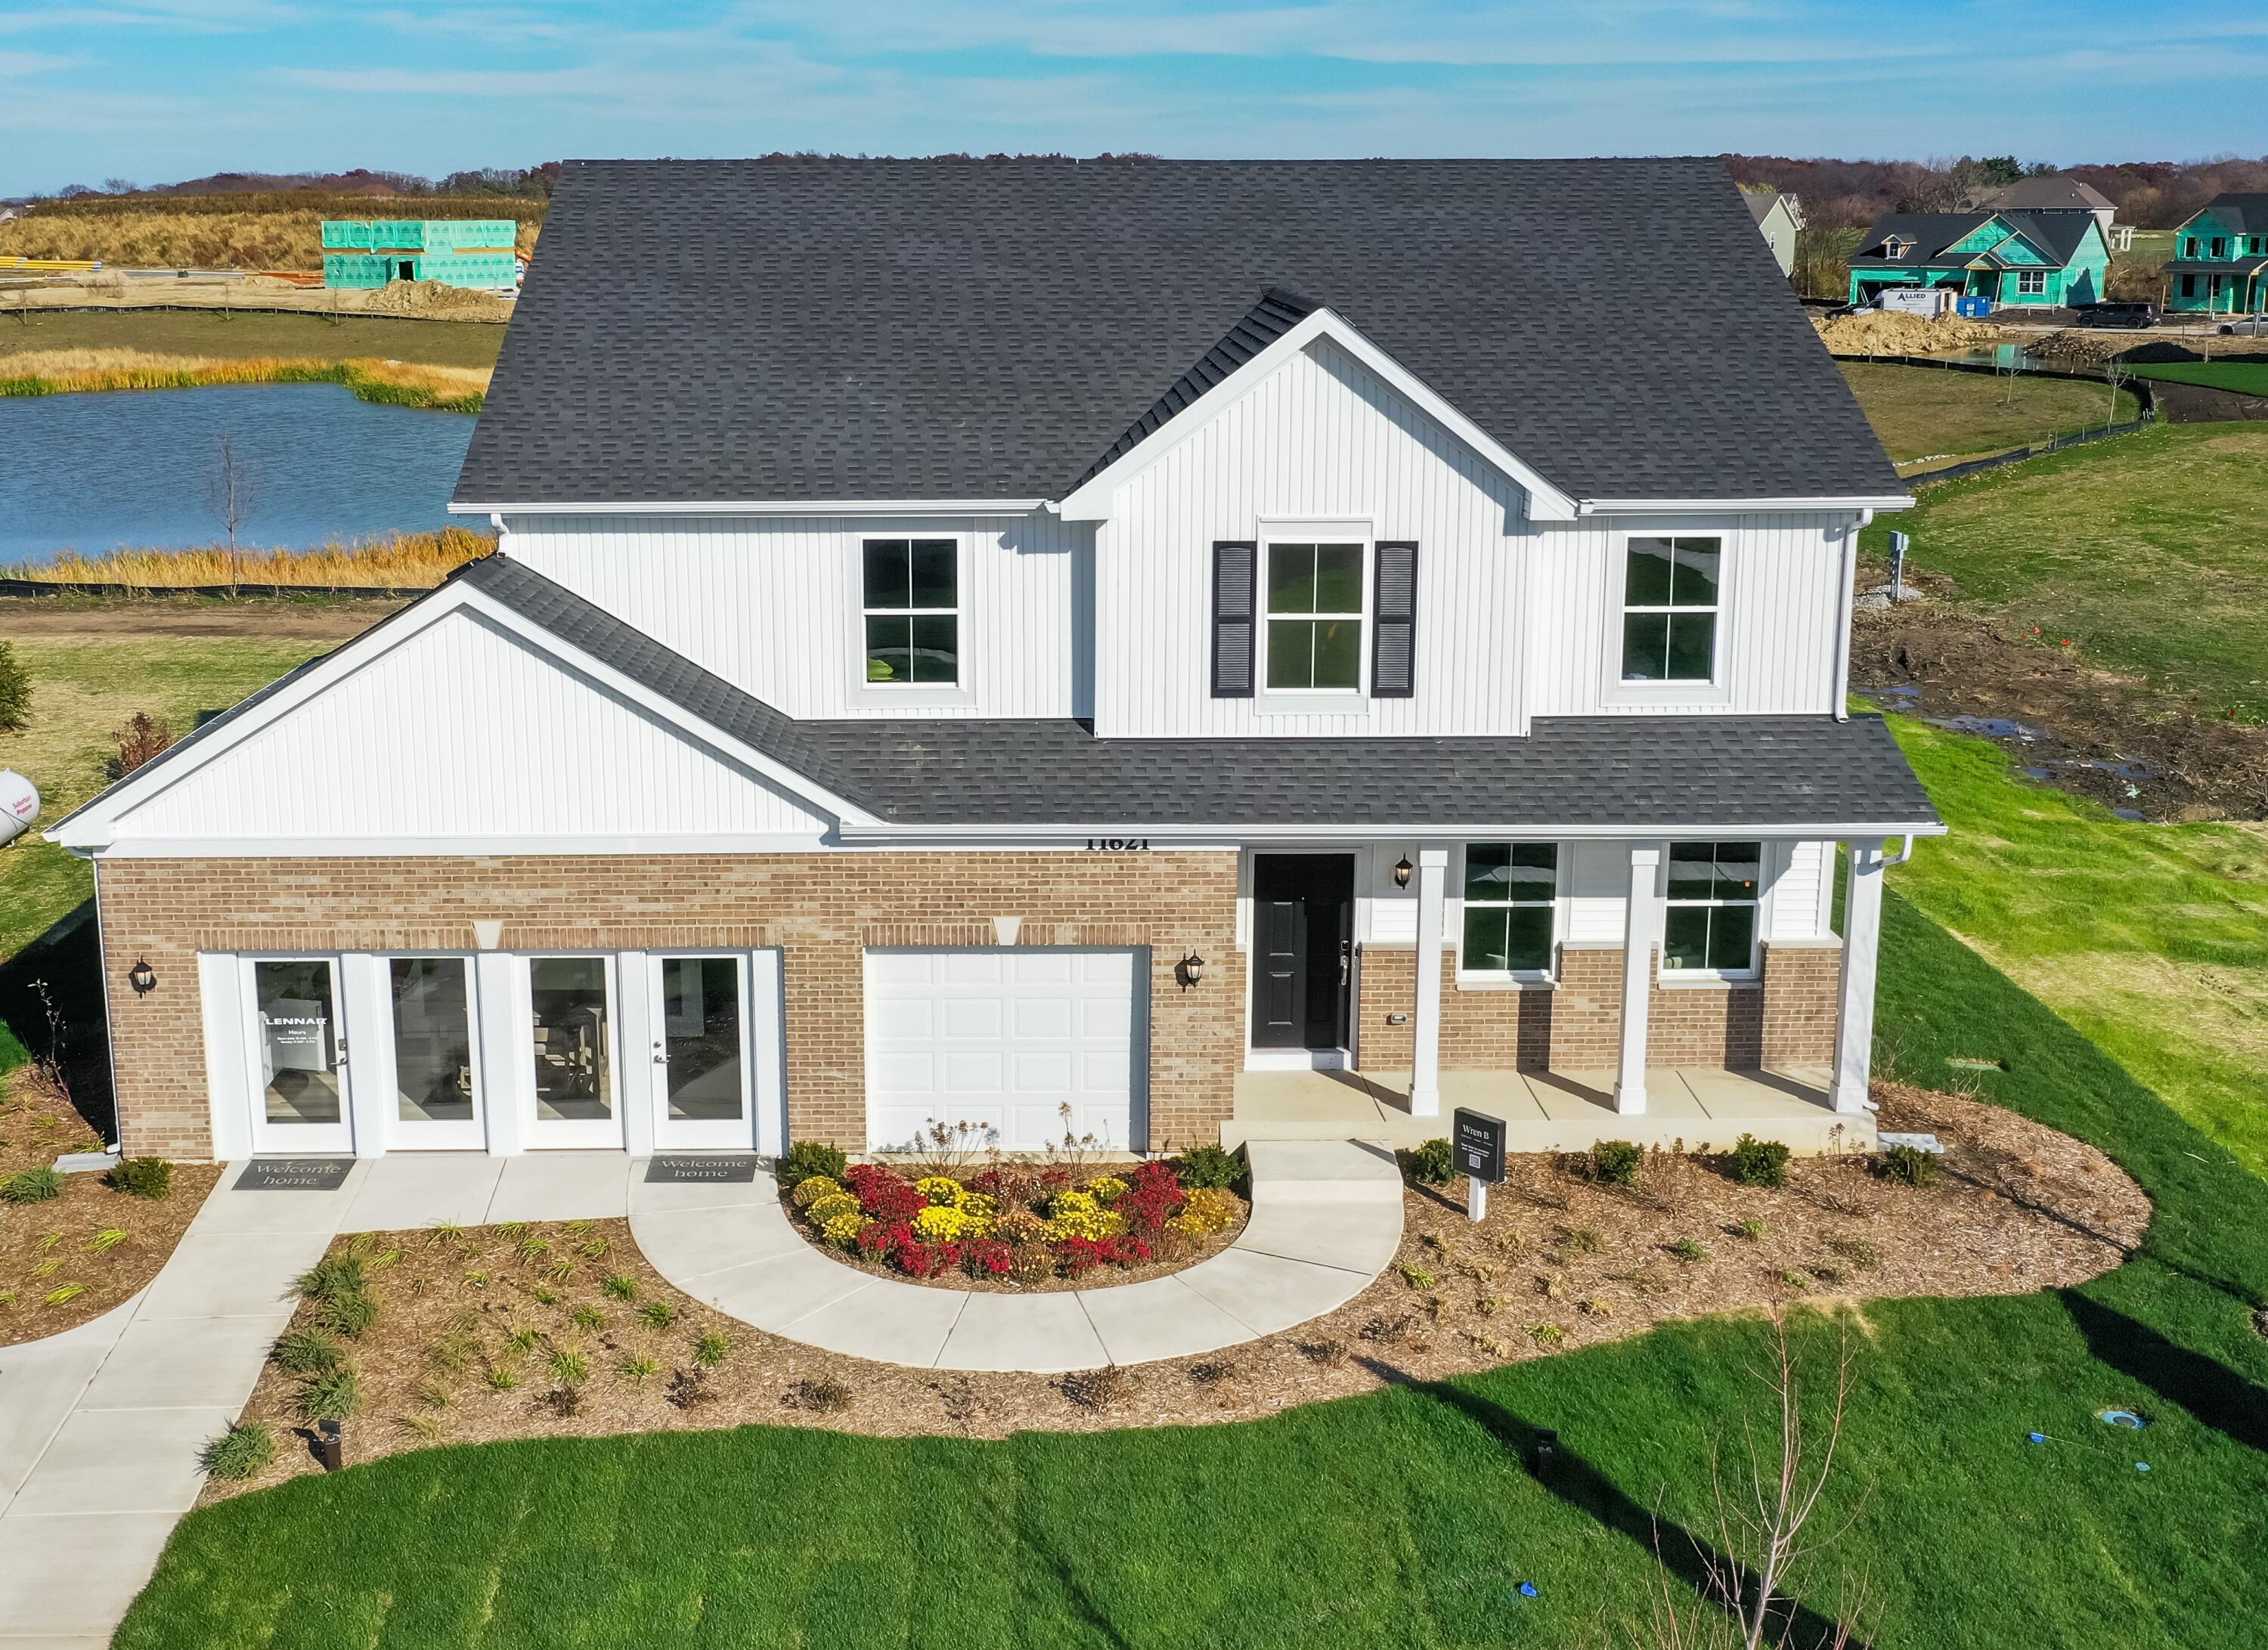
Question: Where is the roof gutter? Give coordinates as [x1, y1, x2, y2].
[1577, 495, 1913, 514]
[832, 819, 1948, 846]
[454, 499, 1051, 519]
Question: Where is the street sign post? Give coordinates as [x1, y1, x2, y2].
[1453, 1107, 1507, 1221]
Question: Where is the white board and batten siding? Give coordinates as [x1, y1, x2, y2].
[863, 948, 1145, 1153]
[507, 512, 1095, 721]
[104, 608, 834, 847]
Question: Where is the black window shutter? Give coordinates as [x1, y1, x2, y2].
[1371, 540, 1419, 698]
[1211, 540, 1257, 698]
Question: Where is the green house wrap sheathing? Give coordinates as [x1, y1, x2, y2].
[321, 221, 520, 290]
[321, 253, 393, 289]
[321, 221, 375, 250]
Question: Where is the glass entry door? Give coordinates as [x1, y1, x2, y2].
[246, 957, 355, 1154]
[648, 955, 752, 1150]
[386, 957, 485, 1150]
[525, 955, 622, 1148]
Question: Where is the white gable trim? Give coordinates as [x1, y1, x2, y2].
[48, 577, 877, 850]
[1054, 307, 1582, 524]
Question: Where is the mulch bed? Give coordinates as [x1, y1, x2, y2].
[203, 1084, 2145, 1504]
[1850, 601, 2268, 820]
[0, 1064, 219, 1345]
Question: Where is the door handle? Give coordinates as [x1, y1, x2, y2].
[1338, 940, 1352, 983]
[652, 1042, 668, 1065]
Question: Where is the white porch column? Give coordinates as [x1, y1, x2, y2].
[1833, 838, 1888, 1113]
[1614, 844, 1662, 1115]
[1409, 844, 1449, 1118]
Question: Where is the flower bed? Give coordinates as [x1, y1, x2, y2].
[782, 1155, 1247, 1291]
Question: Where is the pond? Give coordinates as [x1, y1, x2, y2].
[0, 382, 475, 564]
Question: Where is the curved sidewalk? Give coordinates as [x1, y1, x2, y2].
[632, 1139, 1405, 1373]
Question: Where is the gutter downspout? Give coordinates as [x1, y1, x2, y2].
[1832, 508, 1873, 722]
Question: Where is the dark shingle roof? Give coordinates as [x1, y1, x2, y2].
[455, 158, 1900, 507]
[464, 556, 1938, 831]
[1852, 209, 2095, 271]
[2192, 193, 2268, 234]
[1984, 174, 2115, 214]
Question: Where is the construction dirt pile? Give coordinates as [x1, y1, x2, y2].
[2027, 330, 2129, 369]
[1814, 310, 2009, 357]
[352, 278, 516, 321]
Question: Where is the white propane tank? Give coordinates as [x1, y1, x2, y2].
[0, 770, 40, 847]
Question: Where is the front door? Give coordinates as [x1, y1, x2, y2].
[384, 956, 485, 1150]
[1251, 853, 1355, 1054]
[524, 955, 623, 1149]
[246, 956, 355, 1154]
[648, 954, 754, 1150]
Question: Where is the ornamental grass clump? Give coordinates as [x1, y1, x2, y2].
[200, 1421, 276, 1481]
[2, 1168, 63, 1205]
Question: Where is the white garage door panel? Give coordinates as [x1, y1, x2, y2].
[864, 948, 1144, 1153]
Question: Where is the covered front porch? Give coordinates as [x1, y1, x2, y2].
[1227, 1064, 1864, 1155]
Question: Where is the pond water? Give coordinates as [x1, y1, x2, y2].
[0, 382, 475, 564]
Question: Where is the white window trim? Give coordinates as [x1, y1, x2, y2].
[851, 531, 974, 707]
[1253, 521, 1372, 714]
[1600, 528, 1734, 708]
[2015, 269, 2048, 295]
[1453, 840, 1565, 988]
[1656, 840, 1766, 986]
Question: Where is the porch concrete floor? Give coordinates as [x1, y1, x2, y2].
[1226, 1066, 1871, 1155]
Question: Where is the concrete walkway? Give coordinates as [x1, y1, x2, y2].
[632, 1139, 1405, 1373]
[0, 1152, 638, 1647]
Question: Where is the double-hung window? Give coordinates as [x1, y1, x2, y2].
[862, 538, 958, 686]
[1265, 541, 1364, 692]
[1620, 536, 1721, 683]
[1461, 843, 1558, 974]
[2015, 269, 2047, 296]
[1662, 841, 1761, 974]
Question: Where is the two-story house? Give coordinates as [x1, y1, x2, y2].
[54, 159, 1938, 1173]
[1846, 209, 2109, 310]
[2165, 193, 2268, 315]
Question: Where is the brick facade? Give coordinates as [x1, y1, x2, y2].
[94, 851, 1242, 1161]
[1353, 937, 1839, 1073]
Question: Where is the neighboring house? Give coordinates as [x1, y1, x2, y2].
[2165, 193, 2268, 314]
[322, 218, 519, 291]
[1743, 190, 1800, 278]
[1981, 172, 2133, 252]
[53, 159, 1938, 1172]
[1846, 209, 2109, 308]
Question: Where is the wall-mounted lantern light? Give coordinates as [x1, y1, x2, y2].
[1174, 952, 1207, 991]
[128, 957, 156, 996]
[1393, 855, 1414, 890]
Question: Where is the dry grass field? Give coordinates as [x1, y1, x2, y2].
[0, 193, 543, 270]
[5, 527, 493, 590]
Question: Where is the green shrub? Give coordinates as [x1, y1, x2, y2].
[295, 1366, 363, 1422]
[1174, 1144, 1247, 1192]
[694, 1332, 732, 1367]
[1669, 1237, 1709, 1262]
[0, 641, 29, 733]
[639, 1299, 677, 1330]
[199, 1420, 275, 1481]
[1398, 1138, 1454, 1185]
[1730, 1134, 1791, 1189]
[271, 1327, 343, 1375]
[548, 1349, 590, 1388]
[602, 1272, 637, 1301]
[1, 1168, 63, 1205]
[1734, 1216, 1767, 1240]
[297, 1255, 367, 1301]
[1589, 1140, 1643, 1186]
[569, 1304, 605, 1331]
[1882, 1144, 1941, 1187]
[311, 1288, 380, 1339]
[104, 1156, 172, 1200]
[777, 1141, 847, 1188]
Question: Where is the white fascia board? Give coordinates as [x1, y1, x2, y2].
[835, 820, 1948, 846]
[47, 580, 877, 849]
[1053, 307, 1581, 524]
[88, 832, 835, 859]
[456, 499, 1046, 519]
[1577, 496, 1914, 514]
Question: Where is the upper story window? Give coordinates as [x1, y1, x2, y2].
[1620, 536, 1720, 683]
[2016, 270, 2047, 295]
[863, 538, 958, 686]
[1461, 842, 1559, 974]
[1265, 541, 1364, 692]
[2183, 237, 2199, 258]
[1664, 840, 1760, 974]
[2210, 237, 2227, 259]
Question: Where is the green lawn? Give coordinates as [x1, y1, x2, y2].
[1836, 362, 2138, 472]
[0, 308, 504, 367]
[2128, 361, 2268, 397]
[1861, 420, 2268, 720]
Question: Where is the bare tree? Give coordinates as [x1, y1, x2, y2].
[1993, 350, 2029, 410]
[211, 433, 253, 588]
[2102, 358, 2135, 431]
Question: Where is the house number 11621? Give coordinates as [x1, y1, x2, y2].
[1086, 837, 1151, 852]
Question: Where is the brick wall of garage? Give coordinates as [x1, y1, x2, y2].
[92, 851, 1242, 1161]
[1353, 939, 1837, 1073]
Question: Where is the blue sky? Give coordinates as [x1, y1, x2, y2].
[3, 0, 2265, 193]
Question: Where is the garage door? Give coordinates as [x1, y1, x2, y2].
[863, 948, 1145, 1153]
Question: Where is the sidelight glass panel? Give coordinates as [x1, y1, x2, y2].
[530, 958, 611, 1121]
[391, 958, 474, 1124]
[660, 957, 745, 1122]
[255, 960, 341, 1126]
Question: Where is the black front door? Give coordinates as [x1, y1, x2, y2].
[1251, 854, 1355, 1051]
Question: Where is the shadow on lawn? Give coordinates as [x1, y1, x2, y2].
[2062, 1289, 2268, 1454]
[0, 899, 113, 1136]
[1360, 1358, 1865, 1650]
